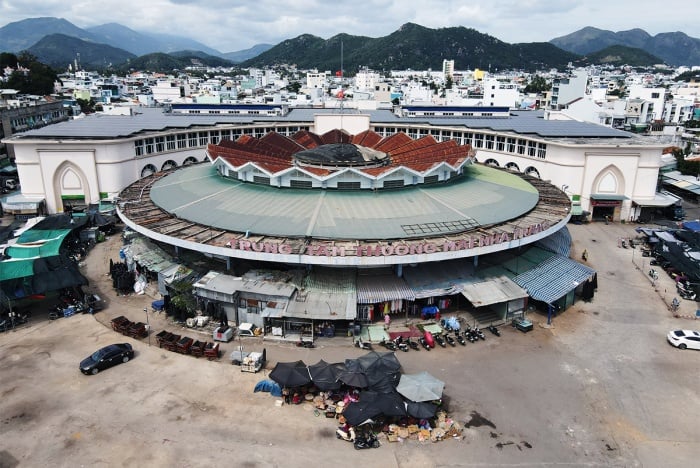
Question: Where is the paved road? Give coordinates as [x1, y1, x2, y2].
[1, 220, 698, 467]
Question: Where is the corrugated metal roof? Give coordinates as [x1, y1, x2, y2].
[150, 162, 539, 240]
[402, 258, 475, 298]
[461, 275, 529, 307]
[356, 274, 416, 304]
[16, 107, 641, 143]
[632, 192, 679, 207]
[286, 291, 356, 320]
[192, 269, 297, 297]
[123, 237, 179, 273]
[514, 255, 595, 304]
[536, 227, 572, 256]
[303, 267, 356, 294]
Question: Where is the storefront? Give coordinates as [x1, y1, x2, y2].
[590, 194, 628, 222]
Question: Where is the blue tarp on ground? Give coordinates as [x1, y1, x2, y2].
[682, 221, 700, 232]
[254, 379, 283, 397]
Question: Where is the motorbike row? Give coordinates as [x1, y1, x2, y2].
[363, 323, 501, 352]
[649, 255, 698, 301]
[0, 311, 29, 332]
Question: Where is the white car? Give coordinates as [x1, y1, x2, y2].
[667, 330, 700, 350]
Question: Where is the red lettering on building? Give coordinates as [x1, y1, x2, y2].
[394, 244, 409, 256]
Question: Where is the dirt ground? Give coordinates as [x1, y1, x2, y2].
[1, 219, 699, 467]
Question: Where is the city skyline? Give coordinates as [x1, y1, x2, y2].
[0, 0, 698, 53]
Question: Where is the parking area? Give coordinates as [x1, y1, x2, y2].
[0, 219, 699, 467]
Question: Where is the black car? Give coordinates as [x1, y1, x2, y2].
[80, 343, 134, 375]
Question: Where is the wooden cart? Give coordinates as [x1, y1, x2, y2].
[127, 322, 148, 339]
[155, 330, 175, 347]
[175, 336, 194, 354]
[190, 340, 206, 358]
[204, 342, 220, 360]
[162, 334, 181, 352]
[111, 316, 132, 334]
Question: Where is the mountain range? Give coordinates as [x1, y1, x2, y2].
[0, 17, 697, 72]
[550, 26, 700, 67]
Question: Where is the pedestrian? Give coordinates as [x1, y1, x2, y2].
[384, 313, 391, 330]
[581, 249, 588, 261]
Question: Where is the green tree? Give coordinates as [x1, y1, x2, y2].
[524, 75, 550, 94]
[4, 52, 58, 95]
[285, 81, 301, 93]
[76, 98, 96, 114]
[169, 279, 197, 321]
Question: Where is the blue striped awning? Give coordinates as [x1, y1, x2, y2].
[536, 227, 572, 257]
[514, 255, 595, 304]
[356, 274, 416, 304]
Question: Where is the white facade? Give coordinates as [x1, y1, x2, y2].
[354, 70, 381, 91]
[151, 79, 192, 104]
[481, 78, 520, 108]
[627, 85, 666, 121]
[443, 60, 455, 80]
[5, 109, 667, 222]
[550, 69, 588, 109]
[306, 72, 327, 89]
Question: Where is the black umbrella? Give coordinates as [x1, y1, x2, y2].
[373, 391, 407, 418]
[269, 360, 311, 388]
[343, 391, 406, 425]
[358, 351, 402, 391]
[308, 360, 341, 391]
[357, 351, 401, 373]
[406, 401, 438, 419]
[342, 399, 382, 426]
[337, 369, 369, 388]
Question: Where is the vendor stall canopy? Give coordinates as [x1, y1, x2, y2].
[0, 214, 88, 298]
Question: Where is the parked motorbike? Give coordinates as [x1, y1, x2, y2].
[444, 333, 456, 347]
[393, 336, 409, 352]
[464, 327, 477, 343]
[648, 269, 659, 280]
[296, 340, 315, 348]
[353, 432, 380, 450]
[677, 282, 697, 301]
[355, 337, 372, 350]
[406, 337, 420, 351]
[418, 336, 431, 351]
[336, 425, 356, 442]
[380, 339, 397, 351]
[434, 333, 447, 348]
[488, 324, 501, 336]
[474, 326, 486, 341]
[455, 332, 466, 346]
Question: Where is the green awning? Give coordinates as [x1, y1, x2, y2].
[590, 193, 629, 201]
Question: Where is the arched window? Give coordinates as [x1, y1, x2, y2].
[141, 164, 157, 178]
[484, 158, 500, 167]
[161, 160, 177, 171]
[505, 162, 520, 172]
[183, 156, 198, 165]
[524, 166, 540, 178]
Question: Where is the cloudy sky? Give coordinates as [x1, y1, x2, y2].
[1, 0, 698, 52]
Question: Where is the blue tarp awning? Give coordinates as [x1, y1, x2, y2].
[514, 255, 595, 304]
